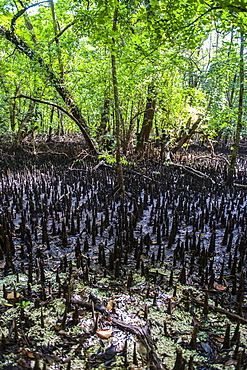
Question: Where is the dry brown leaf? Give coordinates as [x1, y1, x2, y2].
[0, 336, 10, 344]
[225, 359, 236, 366]
[96, 329, 112, 339]
[20, 349, 35, 359]
[210, 333, 224, 343]
[27, 351, 35, 359]
[213, 283, 227, 291]
[7, 292, 20, 299]
[106, 300, 114, 310]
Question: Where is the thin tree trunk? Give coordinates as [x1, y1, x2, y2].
[136, 84, 156, 152]
[57, 108, 64, 136]
[49, 0, 64, 79]
[0, 26, 97, 153]
[111, 7, 124, 193]
[100, 98, 111, 134]
[227, 31, 245, 185]
[0, 72, 20, 131]
[15, 100, 36, 145]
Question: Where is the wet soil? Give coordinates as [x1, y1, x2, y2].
[0, 140, 247, 370]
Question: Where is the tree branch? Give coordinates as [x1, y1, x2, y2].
[9, 94, 98, 154]
[176, 5, 247, 31]
[0, 25, 97, 153]
[49, 20, 78, 44]
[11, 1, 49, 32]
[179, 7, 222, 30]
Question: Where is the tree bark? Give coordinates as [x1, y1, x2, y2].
[136, 83, 156, 151]
[0, 26, 97, 153]
[226, 31, 245, 185]
[100, 98, 111, 134]
[171, 117, 202, 153]
[49, 0, 64, 79]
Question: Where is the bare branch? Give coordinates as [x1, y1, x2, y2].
[49, 20, 78, 44]
[129, 108, 153, 125]
[11, 1, 49, 32]
[180, 7, 222, 30]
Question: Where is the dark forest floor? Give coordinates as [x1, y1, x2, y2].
[0, 138, 247, 370]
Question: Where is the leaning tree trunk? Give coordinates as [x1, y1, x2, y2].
[226, 31, 245, 185]
[136, 84, 156, 152]
[171, 117, 202, 153]
[0, 26, 97, 154]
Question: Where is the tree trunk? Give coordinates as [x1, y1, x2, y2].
[15, 100, 36, 145]
[171, 117, 202, 153]
[49, 0, 64, 79]
[0, 72, 19, 131]
[136, 84, 156, 151]
[0, 26, 97, 153]
[111, 7, 124, 193]
[226, 31, 245, 185]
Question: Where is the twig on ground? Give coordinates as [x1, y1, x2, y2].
[167, 162, 216, 184]
[233, 183, 247, 189]
[190, 297, 247, 324]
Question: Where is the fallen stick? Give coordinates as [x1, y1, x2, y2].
[167, 162, 216, 184]
[71, 293, 166, 370]
[190, 298, 247, 324]
[233, 183, 247, 189]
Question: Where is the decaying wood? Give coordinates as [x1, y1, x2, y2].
[233, 183, 247, 189]
[194, 154, 230, 166]
[167, 162, 216, 184]
[71, 293, 166, 370]
[191, 297, 247, 324]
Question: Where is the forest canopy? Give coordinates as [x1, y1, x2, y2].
[0, 0, 246, 171]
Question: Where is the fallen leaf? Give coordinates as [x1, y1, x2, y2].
[0, 337, 10, 344]
[210, 333, 224, 343]
[26, 351, 35, 359]
[20, 349, 35, 358]
[213, 283, 227, 291]
[225, 359, 236, 366]
[96, 329, 112, 339]
[6, 292, 20, 300]
[106, 300, 114, 310]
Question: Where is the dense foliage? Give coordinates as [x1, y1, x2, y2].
[0, 0, 246, 157]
